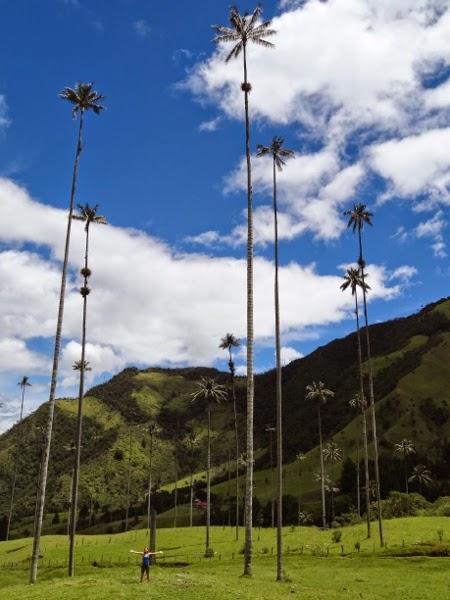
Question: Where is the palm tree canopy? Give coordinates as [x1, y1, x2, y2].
[219, 333, 240, 350]
[191, 377, 227, 405]
[59, 82, 105, 118]
[394, 439, 415, 457]
[323, 441, 343, 464]
[349, 392, 367, 411]
[72, 203, 107, 231]
[408, 464, 433, 486]
[256, 136, 295, 171]
[72, 359, 92, 372]
[305, 381, 335, 405]
[147, 422, 161, 437]
[340, 267, 370, 296]
[344, 203, 373, 233]
[18, 376, 31, 387]
[213, 5, 276, 63]
[296, 452, 306, 462]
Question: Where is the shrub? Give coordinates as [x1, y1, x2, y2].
[331, 529, 342, 543]
[436, 503, 450, 517]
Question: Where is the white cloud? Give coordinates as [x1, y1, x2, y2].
[389, 265, 418, 282]
[185, 1, 450, 248]
[280, 346, 303, 365]
[415, 210, 447, 257]
[0, 95, 9, 129]
[0, 178, 404, 379]
[199, 117, 221, 132]
[132, 19, 151, 38]
[370, 127, 450, 200]
[0, 338, 48, 373]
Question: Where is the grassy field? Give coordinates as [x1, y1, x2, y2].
[1, 517, 450, 599]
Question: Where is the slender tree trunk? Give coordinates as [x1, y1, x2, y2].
[174, 416, 179, 529]
[356, 447, 360, 518]
[125, 428, 132, 532]
[318, 405, 326, 528]
[6, 385, 27, 541]
[227, 449, 231, 527]
[228, 348, 240, 541]
[269, 430, 274, 528]
[272, 159, 284, 581]
[206, 403, 211, 551]
[297, 464, 302, 526]
[242, 42, 254, 577]
[30, 112, 84, 584]
[147, 433, 153, 547]
[355, 292, 371, 538]
[189, 471, 193, 528]
[358, 230, 384, 547]
[68, 223, 90, 576]
[404, 457, 409, 495]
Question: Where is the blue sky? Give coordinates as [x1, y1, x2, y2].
[0, 0, 449, 430]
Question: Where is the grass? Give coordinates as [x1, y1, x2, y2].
[1, 517, 450, 599]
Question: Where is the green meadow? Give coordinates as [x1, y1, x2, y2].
[1, 517, 450, 599]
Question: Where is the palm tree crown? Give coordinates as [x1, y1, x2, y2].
[72, 204, 107, 231]
[323, 441, 342, 464]
[305, 381, 335, 405]
[59, 83, 105, 118]
[18, 376, 32, 389]
[394, 439, 415, 458]
[408, 464, 433, 488]
[349, 392, 367, 411]
[340, 267, 370, 296]
[213, 5, 276, 64]
[72, 360, 91, 372]
[219, 333, 240, 350]
[256, 136, 294, 170]
[191, 377, 228, 405]
[344, 203, 373, 233]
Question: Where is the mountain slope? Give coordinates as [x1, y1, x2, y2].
[1, 297, 450, 536]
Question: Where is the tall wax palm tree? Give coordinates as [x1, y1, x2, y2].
[214, 6, 275, 576]
[295, 452, 306, 525]
[6, 376, 32, 541]
[183, 430, 201, 528]
[323, 441, 342, 524]
[125, 427, 133, 532]
[68, 203, 106, 576]
[305, 381, 334, 528]
[265, 424, 276, 528]
[30, 83, 104, 584]
[191, 377, 227, 554]
[146, 423, 161, 546]
[408, 464, 432, 495]
[341, 267, 372, 537]
[344, 202, 384, 547]
[394, 439, 415, 494]
[219, 333, 241, 540]
[257, 136, 294, 581]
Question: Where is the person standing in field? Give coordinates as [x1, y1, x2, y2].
[130, 547, 161, 583]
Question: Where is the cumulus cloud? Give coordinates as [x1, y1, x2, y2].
[280, 346, 304, 365]
[0, 178, 406, 378]
[415, 211, 447, 257]
[185, 0, 450, 250]
[199, 117, 221, 132]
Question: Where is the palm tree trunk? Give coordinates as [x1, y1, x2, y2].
[358, 229, 384, 547]
[318, 405, 326, 528]
[189, 471, 193, 528]
[174, 416, 179, 529]
[355, 292, 371, 538]
[356, 447, 360, 518]
[147, 433, 153, 547]
[242, 42, 254, 577]
[227, 449, 231, 527]
[206, 402, 211, 551]
[273, 159, 284, 581]
[404, 457, 409, 495]
[6, 385, 27, 541]
[269, 430, 274, 528]
[229, 348, 240, 541]
[30, 111, 84, 584]
[68, 222, 90, 576]
[125, 428, 132, 532]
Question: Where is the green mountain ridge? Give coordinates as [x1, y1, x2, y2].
[1, 297, 450, 537]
